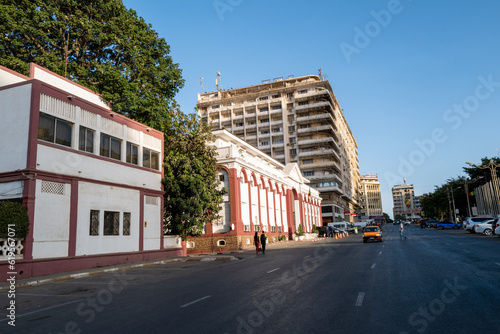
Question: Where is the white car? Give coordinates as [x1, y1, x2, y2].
[494, 221, 500, 237]
[473, 219, 497, 236]
[464, 217, 495, 233]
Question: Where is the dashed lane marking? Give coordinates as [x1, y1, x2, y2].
[180, 295, 211, 308]
[355, 292, 365, 306]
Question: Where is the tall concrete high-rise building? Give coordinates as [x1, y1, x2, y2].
[359, 173, 384, 223]
[197, 75, 359, 223]
[392, 180, 422, 219]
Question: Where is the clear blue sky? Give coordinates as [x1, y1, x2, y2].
[122, 0, 500, 218]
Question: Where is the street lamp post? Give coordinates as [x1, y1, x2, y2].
[466, 159, 500, 216]
[446, 179, 457, 223]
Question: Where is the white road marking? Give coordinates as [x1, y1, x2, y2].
[180, 295, 211, 308]
[0, 299, 83, 322]
[371, 263, 376, 269]
[267, 268, 280, 273]
[355, 292, 365, 306]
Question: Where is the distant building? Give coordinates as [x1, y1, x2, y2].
[0, 63, 183, 281]
[196, 75, 359, 225]
[392, 180, 421, 219]
[186, 130, 322, 252]
[359, 173, 384, 223]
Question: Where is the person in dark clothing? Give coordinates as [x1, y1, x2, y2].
[260, 232, 267, 254]
[253, 232, 260, 254]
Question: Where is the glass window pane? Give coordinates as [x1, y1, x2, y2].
[131, 145, 138, 165]
[151, 151, 159, 170]
[38, 114, 55, 142]
[100, 134, 110, 157]
[79, 127, 86, 151]
[110, 138, 121, 160]
[143, 148, 151, 168]
[55, 119, 72, 147]
[85, 129, 94, 153]
[123, 212, 131, 236]
[104, 211, 120, 236]
[90, 210, 99, 236]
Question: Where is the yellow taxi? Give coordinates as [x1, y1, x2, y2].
[363, 226, 383, 243]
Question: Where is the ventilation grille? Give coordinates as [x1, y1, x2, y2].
[41, 181, 65, 195]
[40, 94, 76, 120]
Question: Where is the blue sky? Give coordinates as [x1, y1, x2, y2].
[122, 0, 500, 218]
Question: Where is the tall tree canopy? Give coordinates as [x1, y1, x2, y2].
[0, 0, 184, 127]
[1, 0, 225, 239]
[163, 109, 225, 240]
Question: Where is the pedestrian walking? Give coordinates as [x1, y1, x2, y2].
[253, 232, 260, 254]
[260, 232, 267, 254]
[399, 222, 407, 240]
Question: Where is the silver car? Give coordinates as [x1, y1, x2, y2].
[473, 218, 497, 236]
[464, 217, 495, 233]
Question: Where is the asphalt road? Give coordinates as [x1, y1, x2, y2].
[1, 225, 500, 334]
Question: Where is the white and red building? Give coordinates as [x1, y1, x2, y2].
[187, 129, 322, 252]
[0, 63, 183, 281]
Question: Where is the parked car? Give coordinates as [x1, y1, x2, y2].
[363, 226, 383, 243]
[436, 221, 462, 229]
[464, 217, 495, 233]
[425, 219, 439, 228]
[473, 219, 498, 236]
[495, 221, 500, 237]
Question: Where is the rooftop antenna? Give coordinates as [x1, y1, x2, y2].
[215, 72, 221, 91]
[318, 67, 324, 81]
[200, 76, 205, 93]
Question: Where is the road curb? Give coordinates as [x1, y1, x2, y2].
[0, 256, 237, 291]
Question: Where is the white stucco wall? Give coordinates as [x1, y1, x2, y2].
[0, 181, 24, 200]
[37, 145, 162, 191]
[0, 84, 31, 173]
[76, 182, 140, 256]
[143, 195, 161, 251]
[32, 180, 71, 259]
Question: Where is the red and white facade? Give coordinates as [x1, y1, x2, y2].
[187, 130, 322, 252]
[0, 64, 183, 281]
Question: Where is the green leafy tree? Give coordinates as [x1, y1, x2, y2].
[0, 0, 184, 125]
[163, 110, 225, 241]
[0, 201, 29, 239]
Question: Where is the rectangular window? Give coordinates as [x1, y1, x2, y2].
[273, 139, 284, 144]
[260, 141, 270, 146]
[272, 105, 282, 110]
[100, 134, 121, 160]
[90, 210, 99, 235]
[123, 212, 131, 236]
[143, 148, 160, 170]
[298, 89, 308, 94]
[304, 171, 315, 177]
[303, 159, 314, 164]
[260, 119, 269, 124]
[290, 149, 297, 155]
[261, 130, 270, 135]
[259, 96, 268, 101]
[260, 107, 269, 113]
[298, 101, 309, 106]
[79, 126, 94, 153]
[287, 93, 293, 98]
[38, 113, 72, 147]
[126, 142, 139, 165]
[300, 124, 310, 129]
[104, 211, 120, 236]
